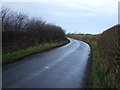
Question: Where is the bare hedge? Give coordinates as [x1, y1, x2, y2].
[2, 8, 66, 54]
[97, 25, 120, 88]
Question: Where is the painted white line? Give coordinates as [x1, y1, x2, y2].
[44, 66, 49, 69]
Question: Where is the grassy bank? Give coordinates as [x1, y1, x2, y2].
[67, 34, 110, 88]
[2, 40, 69, 64]
[88, 41, 108, 88]
[68, 30, 120, 88]
[83, 40, 107, 88]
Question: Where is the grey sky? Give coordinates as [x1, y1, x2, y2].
[2, 0, 119, 34]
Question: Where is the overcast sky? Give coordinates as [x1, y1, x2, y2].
[2, 0, 119, 34]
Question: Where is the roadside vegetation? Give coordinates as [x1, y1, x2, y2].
[2, 40, 69, 64]
[2, 8, 69, 64]
[67, 25, 120, 88]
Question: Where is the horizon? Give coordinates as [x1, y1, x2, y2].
[2, 0, 119, 34]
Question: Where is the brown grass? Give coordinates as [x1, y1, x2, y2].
[97, 25, 120, 88]
[67, 25, 120, 88]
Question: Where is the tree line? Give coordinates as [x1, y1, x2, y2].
[2, 8, 66, 54]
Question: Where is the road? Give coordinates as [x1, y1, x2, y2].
[2, 38, 90, 88]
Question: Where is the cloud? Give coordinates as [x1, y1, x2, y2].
[2, 0, 119, 34]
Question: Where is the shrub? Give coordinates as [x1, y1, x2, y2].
[2, 8, 66, 54]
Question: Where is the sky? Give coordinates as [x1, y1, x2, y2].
[2, 0, 119, 34]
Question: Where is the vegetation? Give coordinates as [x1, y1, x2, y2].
[2, 7, 120, 88]
[67, 25, 120, 88]
[97, 25, 120, 88]
[2, 40, 69, 64]
[2, 8, 68, 63]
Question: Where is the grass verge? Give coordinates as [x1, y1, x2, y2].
[89, 41, 109, 88]
[2, 40, 69, 64]
[67, 36, 108, 88]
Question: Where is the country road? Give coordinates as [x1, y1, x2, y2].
[3, 38, 91, 88]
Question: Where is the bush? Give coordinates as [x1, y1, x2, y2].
[2, 8, 66, 54]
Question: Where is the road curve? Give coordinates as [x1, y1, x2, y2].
[3, 38, 90, 88]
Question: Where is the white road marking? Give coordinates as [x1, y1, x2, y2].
[44, 67, 49, 69]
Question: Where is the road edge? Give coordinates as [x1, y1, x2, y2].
[3, 39, 70, 65]
[81, 41, 93, 88]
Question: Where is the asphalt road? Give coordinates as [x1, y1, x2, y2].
[3, 38, 90, 88]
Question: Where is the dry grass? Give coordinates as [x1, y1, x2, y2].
[97, 25, 120, 88]
[67, 25, 120, 88]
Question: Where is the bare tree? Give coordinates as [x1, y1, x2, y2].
[2, 7, 66, 54]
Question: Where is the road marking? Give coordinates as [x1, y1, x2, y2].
[44, 66, 49, 69]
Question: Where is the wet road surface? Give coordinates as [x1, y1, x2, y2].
[3, 38, 90, 88]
